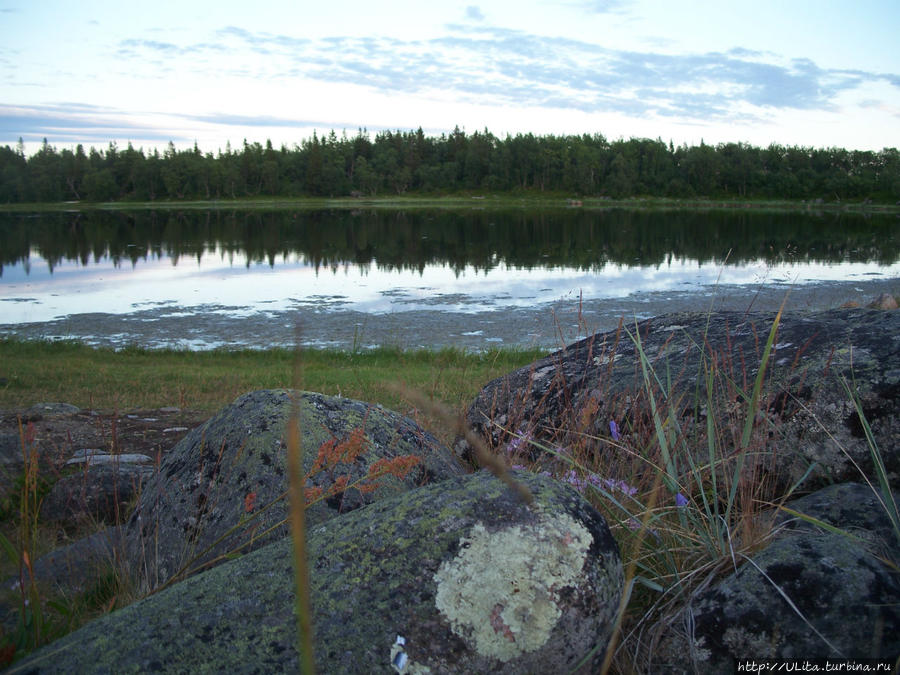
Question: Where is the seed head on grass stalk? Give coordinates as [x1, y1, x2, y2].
[390, 383, 532, 505]
[287, 335, 316, 675]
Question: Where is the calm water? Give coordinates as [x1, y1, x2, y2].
[1, 208, 898, 350]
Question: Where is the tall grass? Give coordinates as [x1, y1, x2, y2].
[488, 306, 898, 672]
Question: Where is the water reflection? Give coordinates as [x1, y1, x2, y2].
[0, 208, 898, 349]
[2, 208, 898, 275]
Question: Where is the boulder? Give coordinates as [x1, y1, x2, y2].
[654, 536, 899, 670]
[17, 470, 624, 674]
[460, 308, 900, 493]
[0, 433, 23, 497]
[774, 481, 900, 552]
[0, 432, 22, 467]
[40, 461, 154, 526]
[124, 389, 464, 587]
[652, 481, 899, 671]
[6, 526, 125, 596]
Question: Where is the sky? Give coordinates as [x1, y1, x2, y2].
[1, 0, 899, 156]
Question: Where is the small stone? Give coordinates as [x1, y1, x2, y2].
[66, 453, 153, 466]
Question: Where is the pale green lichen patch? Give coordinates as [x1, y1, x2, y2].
[433, 510, 593, 662]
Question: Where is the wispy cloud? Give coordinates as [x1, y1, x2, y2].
[0, 104, 191, 144]
[108, 22, 898, 126]
[576, 0, 633, 14]
[9, 19, 896, 149]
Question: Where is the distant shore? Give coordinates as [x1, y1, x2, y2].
[2, 194, 900, 213]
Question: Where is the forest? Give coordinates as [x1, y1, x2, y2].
[1, 127, 898, 204]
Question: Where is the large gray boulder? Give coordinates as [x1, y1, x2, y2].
[652, 481, 899, 671]
[460, 308, 900, 492]
[17, 470, 624, 674]
[124, 389, 464, 588]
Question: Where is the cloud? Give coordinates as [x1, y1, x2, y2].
[573, 0, 632, 14]
[465, 6, 485, 21]
[105, 23, 900, 127]
[0, 104, 191, 145]
[0, 102, 449, 150]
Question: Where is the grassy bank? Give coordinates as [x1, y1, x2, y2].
[2, 194, 899, 213]
[0, 338, 546, 419]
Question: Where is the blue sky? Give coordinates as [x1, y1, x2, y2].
[1, 0, 899, 155]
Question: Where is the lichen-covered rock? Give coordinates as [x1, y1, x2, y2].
[653, 531, 900, 672]
[17, 470, 624, 674]
[460, 309, 900, 492]
[124, 389, 463, 587]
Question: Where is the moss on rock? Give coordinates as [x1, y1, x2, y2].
[17, 470, 623, 674]
[124, 389, 464, 587]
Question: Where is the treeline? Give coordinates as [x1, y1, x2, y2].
[2, 128, 899, 203]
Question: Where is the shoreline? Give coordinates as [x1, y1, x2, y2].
[2, 277, 898, 353]
[2, 194, 900, 214]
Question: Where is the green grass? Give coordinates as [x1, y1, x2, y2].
[0, 338, 546, 432]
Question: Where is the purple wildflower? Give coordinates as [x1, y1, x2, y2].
[562, 470, 587, 493]
[586, 474, 638, 497]
[609, 420, 620, 441]
[552, 445, 571, 459]
[606, 478, 638, 497]
[506, 428, 533, 455]
[675, 493, 689, 507]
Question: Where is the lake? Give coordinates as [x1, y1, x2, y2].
[1, 207, 898, 351]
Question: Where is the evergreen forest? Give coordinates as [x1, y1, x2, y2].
[2, 127, 899, 204]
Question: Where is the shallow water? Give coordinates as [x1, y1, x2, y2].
[3, 276, 898, 352]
